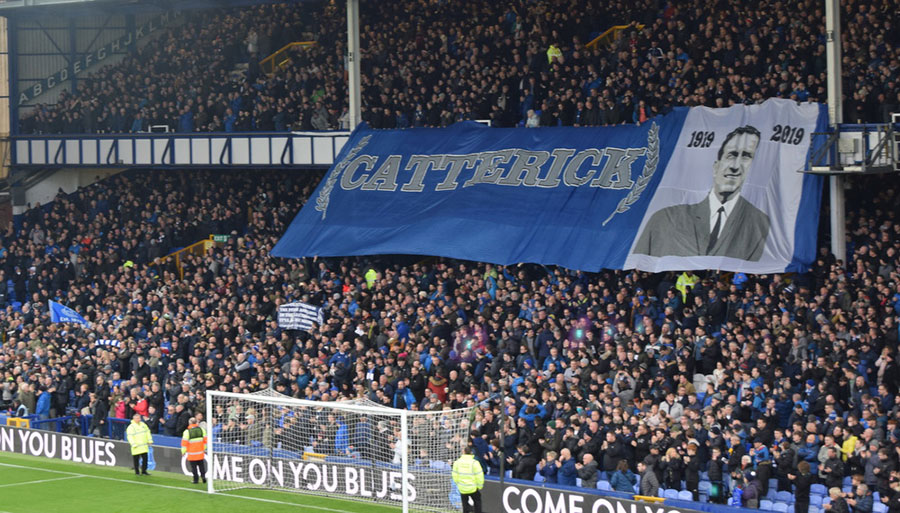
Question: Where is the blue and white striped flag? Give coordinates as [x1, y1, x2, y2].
[277, 302, 324, 331]
[96, 339, 121, 349]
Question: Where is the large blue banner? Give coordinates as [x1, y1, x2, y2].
[273, 99, 827, 273]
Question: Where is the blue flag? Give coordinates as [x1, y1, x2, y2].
[273, 99, 827, 273]
[48, 300, 90, 328]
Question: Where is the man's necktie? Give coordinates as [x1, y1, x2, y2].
[707, 206, 725, 254]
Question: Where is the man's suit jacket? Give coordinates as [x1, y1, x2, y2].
[632, 196, 770, 261]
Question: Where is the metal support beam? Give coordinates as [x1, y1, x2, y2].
[8, 17, 18, 136]
[346, 0, 361, 130]
[125, 14, 135, 52]
[826, 0, 846, 263]
[69, 19, 77, 93]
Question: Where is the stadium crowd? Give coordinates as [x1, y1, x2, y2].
[18, 0, 900, 134]
[1, 168, 900, 512]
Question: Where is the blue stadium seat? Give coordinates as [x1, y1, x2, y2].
[598, 481, 611, 491]
[788, 505, 795, 513]
[811, 484, 827, 496]
[699, 482, 711, 493]
[769, 479, 779, 490]
[842, 485, 853, 494]
[843, 476, 852, 486]
[534, 473, 545, 483]
[678, 491, 693, 501]
[576, 478, 583, 487]
[810, 495, 824, 507]
[664, 489, 679, 499]
[773, 503, 789, 513]
[874, 503, 888, 513]
[761, 500, 775, 511]
[823, 497, 832, 506]
[765, 488, 779, 501]
[777, 491, 794, 503]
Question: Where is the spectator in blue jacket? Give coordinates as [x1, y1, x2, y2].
[392, 380, 416, 410]
[558, 448, 578, 487]
[539, 451, 559, 484]
[129, 111, 145, 133]
[542, 347, 563, 371]
[610, 459, 637, 492]
[335, 417, 349, 454]
[35, 386, 51, 422]
[848, 483, 873, 513]
[797, 434, 821, 475]
[177, 107, 194, 133]
[519, 398, 546, 430]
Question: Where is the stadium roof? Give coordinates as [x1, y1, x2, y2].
[0, 0, 304, 16]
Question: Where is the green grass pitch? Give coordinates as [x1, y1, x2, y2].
[0, 452, 406, 513]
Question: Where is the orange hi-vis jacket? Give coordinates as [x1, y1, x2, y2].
[181, 423, 207, 461]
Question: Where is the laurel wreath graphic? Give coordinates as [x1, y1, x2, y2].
[602, 121, 660, 226]
[315, 135, 373, 220]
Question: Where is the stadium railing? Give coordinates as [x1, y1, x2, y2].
[586, 23, 645, 49]
[31, 415, 75, 432]
[11, 131, 350, 168]
[260, 41, 317, 75]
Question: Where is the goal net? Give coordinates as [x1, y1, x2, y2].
[206, 390, 474, 512]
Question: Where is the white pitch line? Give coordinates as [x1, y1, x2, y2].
[0, 462, 353, 512]
[0, 475, 82, 489]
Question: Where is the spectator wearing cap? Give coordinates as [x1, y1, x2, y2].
[742, 470, 762, 509]
[864, 442, 881, 489]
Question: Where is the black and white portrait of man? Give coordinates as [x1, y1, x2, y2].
[632, 125, 770, 261]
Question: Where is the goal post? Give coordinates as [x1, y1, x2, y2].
[205, 390, 474, 512]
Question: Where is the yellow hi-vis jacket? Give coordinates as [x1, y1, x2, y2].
[181, 424, 207, 461]
[452, 454, 484, 494]
[676, 272, 699, 302]
[126, 420, 153, 456]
